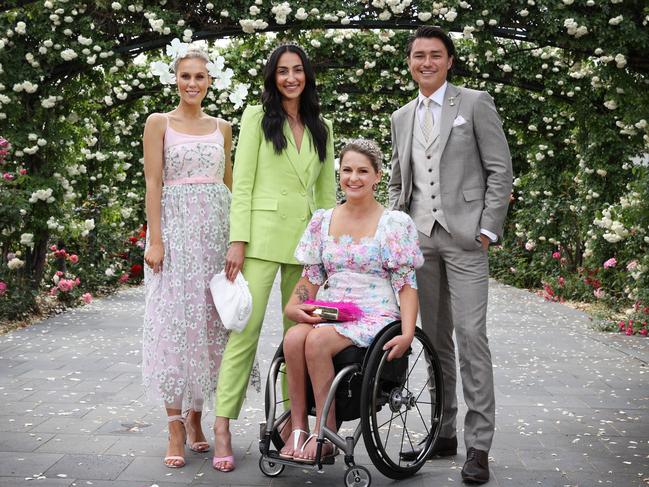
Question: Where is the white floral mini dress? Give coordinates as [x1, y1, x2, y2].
[294, 208, 424, 347]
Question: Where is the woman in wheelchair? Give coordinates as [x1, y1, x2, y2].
[279, 139, 424, 463]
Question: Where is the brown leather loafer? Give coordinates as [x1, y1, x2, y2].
[461, 447, 489, 484]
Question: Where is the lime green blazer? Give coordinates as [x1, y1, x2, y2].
[229, 105, 337, 264]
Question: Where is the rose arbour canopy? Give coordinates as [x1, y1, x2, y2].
[0, 1, 648, 334]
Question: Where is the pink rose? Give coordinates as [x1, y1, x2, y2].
[69, 254, 79, 264]
[50, 244, 58, 251]
[558, 277, 565, 286]
[593, 288, 605, 299]
[3, 173, 14, 181]
[552, 251, 561, 260]
[640, 328, 648, 337]
[625, 327, 633, 336]
[0, 281, 7, 296]
[626, 260, 638, 271]
[618, 321, 626, 330]
[603, 257, 617, 269]
[82, 292, 93, 304]
[119, 273, 130, 283]
[19, 168, 27, 175]
[57, 279, 75, 292]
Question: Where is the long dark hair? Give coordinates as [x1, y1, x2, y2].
[261, 44, 329, 162]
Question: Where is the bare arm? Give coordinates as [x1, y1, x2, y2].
[221, 119, 233, 191]
[383, 284, 418, 361]
[284, 276, 323, 325]
[143, 113, 166, 273]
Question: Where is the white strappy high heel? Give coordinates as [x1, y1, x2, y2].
[278, 429, 309, 459]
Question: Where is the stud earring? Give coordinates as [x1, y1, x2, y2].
[372, 183, 378, 191]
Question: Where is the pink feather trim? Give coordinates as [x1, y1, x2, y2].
[304, 299, 364, 322]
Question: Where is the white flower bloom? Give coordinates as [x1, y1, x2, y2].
[229, 83, 249, 109]
[519, 9, 529, 17]
[8, 258, 25, 270]
[295, 7, 308, 20]
[150, 61, 175, 85]
[60, 48, 78, 61]
[310, 39, 321, 48]
[104, 96, 113, 106]
[444, 10, 458, 21]
[78, 35, 92, 46]
[166, 38, 189, 59]
[212, 67, 234, 90]
[20, 233, 34, 247]
[111, 2, 121, 10]
[182, 29, 193, 42]
[603, 100, 617, 110]
[15, 21, 27, 35]
[608, 15, 623, 25]
[105, 267, 115, 277]
[84, 219, 95, 231]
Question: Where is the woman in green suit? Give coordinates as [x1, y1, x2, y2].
[212, 44, 336, 472]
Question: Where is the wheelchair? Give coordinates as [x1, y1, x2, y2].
[258, 321, 444, 487]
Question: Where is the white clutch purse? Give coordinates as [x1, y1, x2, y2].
[209, 271, 252, 333]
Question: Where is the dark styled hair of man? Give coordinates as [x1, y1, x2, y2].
[261, 44, 329, 162]
[406, 25, 456, 60]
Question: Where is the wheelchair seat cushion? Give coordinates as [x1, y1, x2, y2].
[333, 345, 366, 370]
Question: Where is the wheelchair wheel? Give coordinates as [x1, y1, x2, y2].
[360, 326, 443, 479]
[344, 465, 372, 487]
[259, 456, 285, 477]
[264, 346, 289, 451]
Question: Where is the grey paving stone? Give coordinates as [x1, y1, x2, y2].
[35, 434, 118, 454]
[0, 432, 55, 453]
[43, 453, 133, 481]
[0, 451, 64, 476]
[0, 478, 73, 487]
[0, 280, 647, 486]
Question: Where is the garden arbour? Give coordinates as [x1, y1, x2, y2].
[0, 0, 648, 334]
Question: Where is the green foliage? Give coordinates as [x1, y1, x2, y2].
[0, 1, 647, 334]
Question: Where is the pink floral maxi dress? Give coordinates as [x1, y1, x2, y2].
[295, 208, 424, 347]
[143, 119, 230, 411]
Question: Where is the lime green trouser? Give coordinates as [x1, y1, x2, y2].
[215, 257, 302, 419]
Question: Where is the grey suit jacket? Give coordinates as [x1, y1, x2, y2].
[388, 83, 513, 250]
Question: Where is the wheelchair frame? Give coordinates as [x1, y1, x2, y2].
[258, 321, 444, 487]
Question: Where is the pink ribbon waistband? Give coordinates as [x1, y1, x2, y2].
[164, 176, 223, 186]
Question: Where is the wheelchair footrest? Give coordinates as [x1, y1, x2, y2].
[266, 450, 337, 465]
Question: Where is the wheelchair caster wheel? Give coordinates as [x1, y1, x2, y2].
[344, 465, 371, 487]
[259, 456, 284, 477]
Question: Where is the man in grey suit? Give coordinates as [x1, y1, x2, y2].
[389, 26, 512, 484]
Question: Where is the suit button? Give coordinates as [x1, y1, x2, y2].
[428, 168, 432, 173]
[432, 195, 436, 199]
[281, 214, 287, 219]
[433, 208, 438, 212]
[281, 189, 288, 196]
[430, 181, 434, 185]
[427, 155, 431, 160]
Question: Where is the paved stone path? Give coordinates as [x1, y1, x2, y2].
[0, 280, 647, 487]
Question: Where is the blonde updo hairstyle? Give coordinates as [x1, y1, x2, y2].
[339, 139, 384, 173]
[172, 48, 210, 74]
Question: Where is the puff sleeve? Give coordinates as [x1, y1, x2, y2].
[294, 209, 328, 285]
[380, 211, 424, 294]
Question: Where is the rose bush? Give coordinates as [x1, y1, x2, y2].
[0, 2, 647, 335]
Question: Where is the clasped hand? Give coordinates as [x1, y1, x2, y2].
[382, 333, 414, 361]
[284, 303, 324, 325]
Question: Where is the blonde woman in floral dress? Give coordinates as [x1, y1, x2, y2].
[281, 139, 424, 462]
[142, 48, 232, 468]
